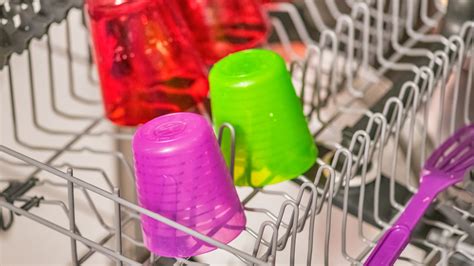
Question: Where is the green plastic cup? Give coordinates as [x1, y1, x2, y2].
[210, 49, 318, 187]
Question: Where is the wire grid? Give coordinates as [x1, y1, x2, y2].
[0, 0, 473, 265]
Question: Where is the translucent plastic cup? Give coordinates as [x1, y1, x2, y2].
[210, 49, 318, 187]
[132, 112, 246, 257]
[176, 0, 270, 65]
[86, 0, 209, 126]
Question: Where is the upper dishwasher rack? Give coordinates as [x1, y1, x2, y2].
[1, 0, 473, 265]
[0, 0, 83, 68]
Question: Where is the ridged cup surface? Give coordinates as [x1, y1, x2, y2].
[132, 112, 246, 257]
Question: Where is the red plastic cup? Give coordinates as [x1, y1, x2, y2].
[176, 0, 270, 65]
[86, 0, 209, 126]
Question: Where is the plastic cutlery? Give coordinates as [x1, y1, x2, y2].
[365, 124, 474, 265]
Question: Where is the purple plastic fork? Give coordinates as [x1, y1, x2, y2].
[365, 124, 474, 266]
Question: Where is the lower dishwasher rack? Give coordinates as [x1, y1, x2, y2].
[1, 0, 473, 265]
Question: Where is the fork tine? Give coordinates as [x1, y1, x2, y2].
[426, 126, 474, 168]
[450, 157, 474, 173]
[445, 150, 474, 172]
[437, 139, 474, 170]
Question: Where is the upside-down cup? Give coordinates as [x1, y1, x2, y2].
[86, 0, 208, 126]
[210, 49, 318, 187]
[176, 0, 270, 65]
[132, 112, 246, 257]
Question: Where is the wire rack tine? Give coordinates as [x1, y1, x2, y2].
[67, 167, 79, 265]
[335, 15, 363, 98]
[382, 98, 405, 211]
[398, 81, 420, 193]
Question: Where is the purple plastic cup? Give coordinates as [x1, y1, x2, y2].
[132, 112, 246, 258]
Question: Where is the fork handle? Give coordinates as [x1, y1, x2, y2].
[364, 184, 439, 266]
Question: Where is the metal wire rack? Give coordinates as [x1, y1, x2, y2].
[0, 0, 473, 265]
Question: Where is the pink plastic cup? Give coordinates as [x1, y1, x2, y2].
[132, 112, 246, 257]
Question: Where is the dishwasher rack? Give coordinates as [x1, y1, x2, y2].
[1, 0, 473, 265]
